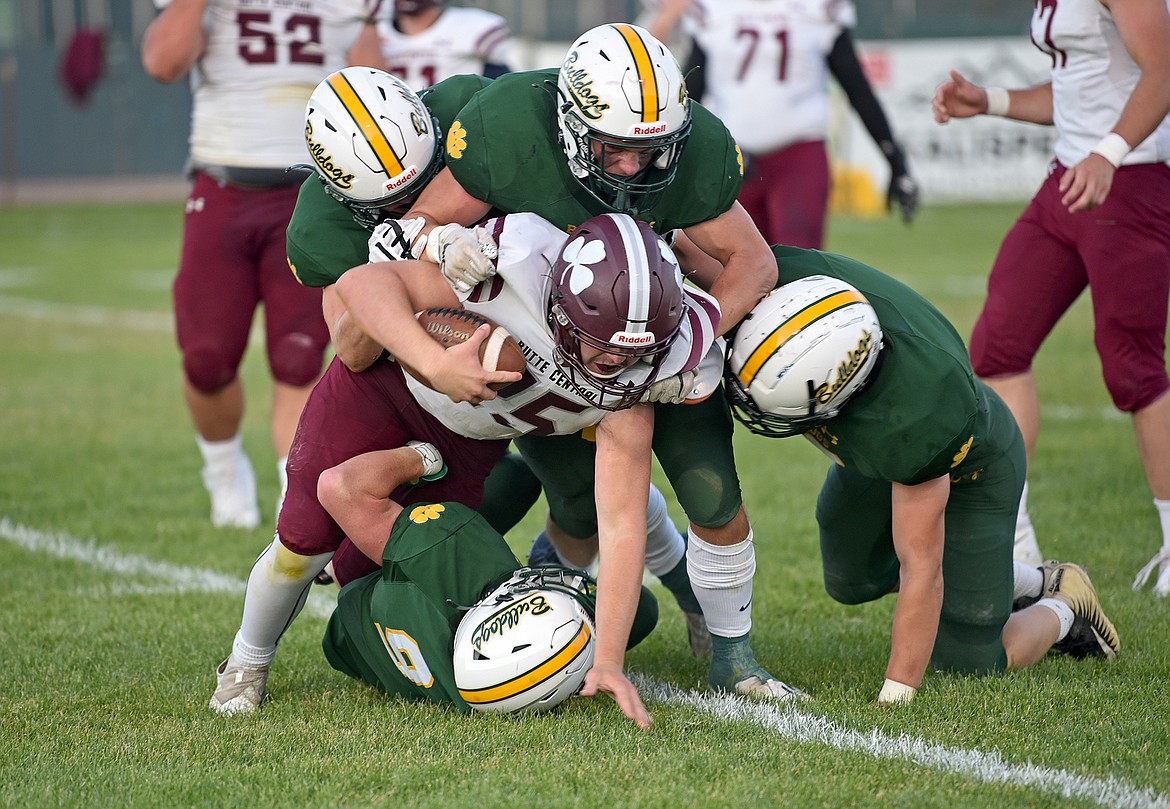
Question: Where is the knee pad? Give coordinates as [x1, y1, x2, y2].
[1101, 366, 1169, 413]
[269, 331, 326, 387]
[183, 344, 236, 393]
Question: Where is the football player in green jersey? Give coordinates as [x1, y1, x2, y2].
[387, 22, 798, 703]
[322, 501, 659, 716]
[725, 247, 1121, 704]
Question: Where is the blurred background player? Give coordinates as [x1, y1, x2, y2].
[141, 0, 380, 529]
[644, 0, 919, 248]
[931, 0, 1170, 593]
[399, 23, 805, 702]
[726, 256, 1120, 704]
[373, 0, 513, 90]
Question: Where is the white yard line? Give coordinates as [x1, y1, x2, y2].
[3, 516, 1166, 808]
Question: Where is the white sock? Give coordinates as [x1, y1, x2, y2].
[1014, 481, 1043, 565]
[276, 456, 289, 499]
[686, 527, 754, 637]
[234, 533, 332, 668]
[643, 484, 685, 577]
[1154, 498, 1170, 551]
[1013, 560, 1043, 602]
[1036, 597, 1074, 641]
[197, 433, 245, 469]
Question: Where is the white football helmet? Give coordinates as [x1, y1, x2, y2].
[304, 67, 442, 228]
[556, 23, 691, 214]
[453, 567, 596, 715]
[726, 276, 884, 437]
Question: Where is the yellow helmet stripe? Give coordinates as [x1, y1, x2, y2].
[611, 24, 658, 123]
[458, 622, 592, 705]
[326, 72, 405, 177]
[738, 290, 869, 386]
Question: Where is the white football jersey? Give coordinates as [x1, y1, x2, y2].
[376, 7, 512, 90]
[681, 0, 856, 154]
[1033, 0, 1170, 166]
[177, 0, 376, 168]
[403, 213, 723, 440]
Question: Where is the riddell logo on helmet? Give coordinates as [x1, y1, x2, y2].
[384, 166, 418, 192]
[612, 331, 655, 346]
[632, 122, 668, 136]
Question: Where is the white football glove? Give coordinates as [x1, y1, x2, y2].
[642, 368, 700, 404]
[425, 223, 498, 293]
[367, 217, 428, 263]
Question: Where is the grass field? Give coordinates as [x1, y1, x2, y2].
[1, 200, 1168, 808]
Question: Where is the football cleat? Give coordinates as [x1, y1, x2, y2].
[709, 638, 809, 702]
[202, 452, 260, 530]
[526, 532, 561, 567]
[684, 611, 712, 660]
[733, 674, 810, 702]
[1132, 547, 1170, 597]
[1046, 563, 1121, 659]
[1013, 559, 1061, 611]
[209, 656, 269, 716]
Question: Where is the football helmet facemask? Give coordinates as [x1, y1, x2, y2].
[556, 23, 691, 215]
[304, 67, 442, 229]
[548, 213, 686, 410]
[726, 275, 884, 437]
[453, 566, 596, 715]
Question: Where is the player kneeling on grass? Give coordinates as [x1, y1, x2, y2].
[724, 251, 1121, 705]
[321, 500, 658, 715]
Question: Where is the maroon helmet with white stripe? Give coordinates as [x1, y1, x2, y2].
[548, 213, 685, 409]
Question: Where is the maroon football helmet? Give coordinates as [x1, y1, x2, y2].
[548, 213, 685, 410]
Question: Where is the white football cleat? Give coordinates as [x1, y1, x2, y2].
[1133, 548, 1170, 598]
[209, 656, 269, 716]
[202, 452, 260, 530]
[733, 675, 810, 702]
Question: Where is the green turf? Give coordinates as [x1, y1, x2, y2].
[1, 201, 1166, 808]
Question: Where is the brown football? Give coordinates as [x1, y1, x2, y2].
[403, 307, 525, 391]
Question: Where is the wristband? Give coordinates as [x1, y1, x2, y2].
[984, 86, 1010, 117]
[877, 678, 917, 704]
[1090, 132, 1131, 169]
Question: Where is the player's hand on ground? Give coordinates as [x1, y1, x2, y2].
[425, 223, 498, 293]
[430, 323, 513, 404]
[580, 663, 652, 729]
[1060, 154, 1116, 213]
[932, 70, 989, 123]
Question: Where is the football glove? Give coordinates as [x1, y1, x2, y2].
[642, 369, 700, 405]
[887, 172, 920, 224]
[367, 217, 428, 263]
[425, 223, 499, 293]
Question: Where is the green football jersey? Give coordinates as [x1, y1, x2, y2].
[771, 246, 1013, 485]
[322, 501, 660, 711]
[322, 502, 521, 712]
[286, 74, 494, 289]
[444, 68, 743, 233]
